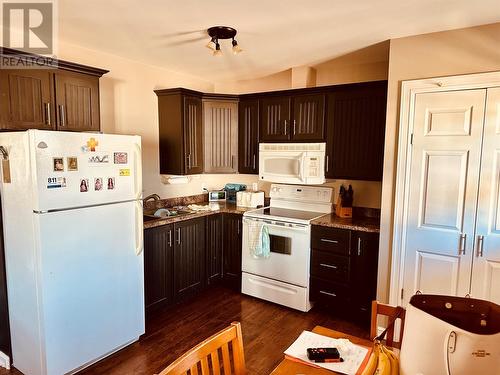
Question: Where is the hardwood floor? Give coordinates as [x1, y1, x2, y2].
[0, 286, 369, 375]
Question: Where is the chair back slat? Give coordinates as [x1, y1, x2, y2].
[370, 301, 406, 349]
[158, 322, 245, 375]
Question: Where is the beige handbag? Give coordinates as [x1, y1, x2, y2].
[400, 294, 500, 375]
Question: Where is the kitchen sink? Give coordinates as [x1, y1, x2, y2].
[143, 207, 193, 222]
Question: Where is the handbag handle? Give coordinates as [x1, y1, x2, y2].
[375, 306, 405, 342]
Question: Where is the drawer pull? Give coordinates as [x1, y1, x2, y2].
[320, 239, 339, 244]
[319, 263, 338, 269]
[319, 290, 337, 297]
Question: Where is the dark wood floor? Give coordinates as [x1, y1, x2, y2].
[1, 286, 368, 375]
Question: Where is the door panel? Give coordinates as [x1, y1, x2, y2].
[0, 69, 55, 130]
[292, 94, 325, 141]
[206, 214, 223, 285]
[403, 89, 486, 301]
[238, 99, 259, 174]
[471, 87, 500, 304]
[204, 101, 238, 173]
[183, 96, 203, 174]
[222, 213, 242, 288]
[55, 71, 100, 131]
[260, 97, 291, 141]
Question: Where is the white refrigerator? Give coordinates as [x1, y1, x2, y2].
[0, 130, 145, 375]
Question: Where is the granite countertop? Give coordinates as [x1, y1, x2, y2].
[143, 202, 255, 229]
[311, 213, 380, 233]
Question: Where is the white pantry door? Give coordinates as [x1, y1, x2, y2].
[471, 87, 500, 304]
[402, 89, 486, 301]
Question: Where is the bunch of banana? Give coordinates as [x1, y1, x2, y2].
[360, 340, 399, 375]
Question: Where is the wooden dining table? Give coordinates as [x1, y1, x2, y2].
[270, 325, 372, 375]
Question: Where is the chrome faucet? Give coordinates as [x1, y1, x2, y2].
[143, 194, 161, 204]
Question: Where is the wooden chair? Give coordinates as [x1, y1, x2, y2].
[370, 301, 406, 349]
[158, 322, 246, 375]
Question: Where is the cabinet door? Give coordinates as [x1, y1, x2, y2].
[204, 100, 238, 173]
[173, 217, 206, 300]
[206, 214, 223, 285]
[350, 231, 379, 325]
[144, 225, 173, 312]
[222, 213, 242, 289]
[54, 71, 100, 131]
[183, 96, 203, 174]
[260, 96, 291, 142]
[238, 99, 259, 174]
[291, 94, 325, 141]
[0, 69, 55, 130]
[326, 82, 387, 180]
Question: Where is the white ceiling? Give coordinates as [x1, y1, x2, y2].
[59, 0, 500, 82]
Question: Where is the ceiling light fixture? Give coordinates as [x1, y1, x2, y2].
[206, 26, 242, 56]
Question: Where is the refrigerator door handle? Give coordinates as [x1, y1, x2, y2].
[135, 201, 143, 255]
[133, 142, 142, 200]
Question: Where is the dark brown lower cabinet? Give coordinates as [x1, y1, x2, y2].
[222, 213, 242, 290]
[310, 225, 379, 326]
[173, 217, 206, 300]
[144, 224, 173, 313]
[206, 214, 223, 285]
[144, 217, 206, 313]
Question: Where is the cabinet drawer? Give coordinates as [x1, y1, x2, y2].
[310, 277, 351, 308]
[311, 250, 349, 283]
[311, 226, 350, 255]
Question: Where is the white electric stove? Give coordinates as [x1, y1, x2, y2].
[241, 184, 333, 312]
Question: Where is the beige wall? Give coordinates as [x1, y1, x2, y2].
[378, 22, 500, 303]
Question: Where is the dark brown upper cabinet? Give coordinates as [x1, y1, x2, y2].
[259, 94, 325, 142]
[238, 99, 259, 174]
[0, 48, 107, 132]
[155, 89, 204, 175]
[54, 71, 100, 131]
[0, 69, 55, 130]
[259, 96, 291, 142]
[291, 94, 325, 141]
[325, 81, 387, 181]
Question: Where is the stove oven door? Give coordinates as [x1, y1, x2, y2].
[241, 217, 310, 287]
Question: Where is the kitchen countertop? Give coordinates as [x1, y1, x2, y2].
[143, 202, 255, 229]
[311, 213, 380, 233]
[144, 202, 380, 233]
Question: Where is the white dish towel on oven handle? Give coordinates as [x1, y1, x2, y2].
[246, 220, 270, 258]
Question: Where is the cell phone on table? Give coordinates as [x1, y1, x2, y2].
[306, 347, 343, 362]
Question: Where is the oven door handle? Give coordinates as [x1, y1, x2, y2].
[243, 218, 309, 230]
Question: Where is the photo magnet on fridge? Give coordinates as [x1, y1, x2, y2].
[114, 152, 128, 164]
[80, 179, 89, 192]
[119, 168, 130, 176]
[107, 177, 115, 190]
[67, 157, 78, 171]
[53, 157, 64, 172]
[94, 178, 103, 191]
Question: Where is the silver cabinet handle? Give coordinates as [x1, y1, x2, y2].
[357, 237, 362, 256]
[326, 155, 329, 173]
[320, 263, 338, 270]
[459, 233, 466, 255]
[45, 103, 51, 126]
[293, 119, 296, 135]
[253, 154, 256, 170]
[177, 227, 181, 245]
[168, 230, 172, 247]
[283, 120, 288, 135]
[320, 290, 337, 297]
[186, 154, 191, 170]
[477, 235, 484, 257]
[58, 105, 65, 127]
[320, 238, 338, 244]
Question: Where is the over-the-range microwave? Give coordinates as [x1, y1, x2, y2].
[259, 143, 326, 185]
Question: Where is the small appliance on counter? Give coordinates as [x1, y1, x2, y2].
[336, 184, 353, 218]
[236, 191, 265, 208]
[208, 190, 226, 202]
[223, 183, 246, 203]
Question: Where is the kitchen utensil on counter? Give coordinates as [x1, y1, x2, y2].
[223, 183, 246, 203]
[336, 185, 353, 218]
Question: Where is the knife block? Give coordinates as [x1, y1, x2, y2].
[335, 198, 352, 218]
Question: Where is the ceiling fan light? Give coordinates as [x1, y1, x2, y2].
[232, 39, 242, 54]
[213, 42, 222, 56]
[206, 37, 217, 50]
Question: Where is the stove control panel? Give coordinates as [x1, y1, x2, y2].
[269, 184, 333, 203]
